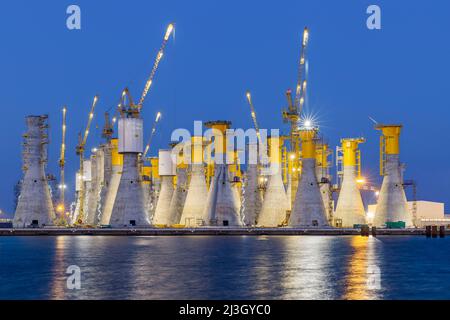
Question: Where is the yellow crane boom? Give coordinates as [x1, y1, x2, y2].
[137, 23, 175, 110]
[75, 95, 99, 225]
[294, 27, 309, 116]
[245, 91, 261, 142]
[143, 111, 162, 159]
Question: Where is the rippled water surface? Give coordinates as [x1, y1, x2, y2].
[1, 235, 449, 299]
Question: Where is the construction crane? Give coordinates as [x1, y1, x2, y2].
[117, 23, 175, 118]
[282, 27, 309, 150]
[57, 106, 67, 218]
[143, 111, 162, 159]
[75, 95, 99, 224]
[102, 111, 114, 142]
[294, 27, 309, 116]
[245, 91, 261, 142]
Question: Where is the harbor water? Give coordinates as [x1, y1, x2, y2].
[1, 235, 449, 300]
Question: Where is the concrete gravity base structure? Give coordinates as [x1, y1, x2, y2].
[242, 163, 262, 226]
[153, 176, 175, 225]
[204, 164, 242, 227]
[14, 116, 55, 228]
[257, 164, 288, 227]
[167, 168, 188, 225]
[289, 158, 328, 227]
[180, 164, 209, 227]
[374, 154, 412, 227]
[109, 154, 149, 227]
[334, 166, 366, 227]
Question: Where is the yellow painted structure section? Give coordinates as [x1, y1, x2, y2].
[191, 136, 204, 164]
[141, 166, 151, 184]
[150, 157, 159, 179]
[341, 138, 365, 166]
[268, 136, 282, 164]
[111, 138, 123, 166]
[376, 125, 401, 155]
[315, 143, 329, 168]
[300, 129, 318, 159]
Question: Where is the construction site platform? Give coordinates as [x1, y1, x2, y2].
[0, 227, 442, 236]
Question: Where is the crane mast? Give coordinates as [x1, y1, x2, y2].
[75, 95, 99, 224]
[58, 106, 67, 217]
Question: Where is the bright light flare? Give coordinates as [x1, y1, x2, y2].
[164, 23, 175, 41]
[356, 177, 366, 184]
[155, 112, 162, 122]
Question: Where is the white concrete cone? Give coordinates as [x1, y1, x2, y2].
[14, 116, 55, 228]
[109, 154, 149, 227]
[230, 172, 242, 214]
[334, 166, 366, 227]
[148, 178, 160, 221]
[242, 164, 261, 226]
[289, 158, 328, 227]
[374, 154, 412, 227]
[316, 167, 333, 223]
[204, 164, 242, 226]
[97, 143, 112, 225]
[142, 182, 151, 218]
[180, 164, 209, 227]
[257, 164, 288, 227]
[100, 165, 121, 225]
[86, 153, 103, 225]
[153, 176, 175, 226]
[286, 174, 292, 211]
[167, 168, 188, 225]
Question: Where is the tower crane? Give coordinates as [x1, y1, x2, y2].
[294, 27, 309, 117]
[75, 95, 99, 224]
[57, 106, 67, 218]
[118, 23, 175, 116]
[143, 111, 162, 159]
[102, 111, 114, 142]
[282, 27, 309, 151]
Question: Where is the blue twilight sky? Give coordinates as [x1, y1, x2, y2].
[0, 0, 449, 215]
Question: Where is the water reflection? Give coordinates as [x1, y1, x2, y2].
[343, 236, 382, 300]
[281, 237, 337, 299]
[4, 235, 450, 299]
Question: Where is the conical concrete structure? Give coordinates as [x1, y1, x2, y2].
[148, 157, 161, 220]
[204, 164, 242, 226]
[109, 116, 149, 227]
[257, 136, 288, 227]
[315, 143, 333, 223]
[141, 165, 152, 218]
[334, 138, 366, 227]
[203, 121, 242, 226]
[373, 125, 412, 227]
[97, 142, 112, 224]
[242, 142, 261, 226]
[85, 150, 104, 225]
[153, 150, 176, 226]
[14, 115, 55, 228]
[167, 167, 187, 225]
[180, 136, 209, 227]
[289, 128, 328, 227]
[167, 145, 189, 226]
[100, 139, 122, 225]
